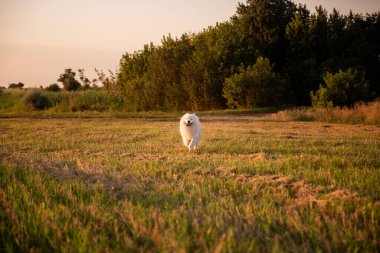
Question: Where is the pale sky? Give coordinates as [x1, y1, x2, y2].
[0, 0, 379, 87]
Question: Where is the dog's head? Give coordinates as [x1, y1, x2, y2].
[182, 113, 198, 127]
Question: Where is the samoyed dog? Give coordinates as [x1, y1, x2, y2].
[179, 113, 202, 151]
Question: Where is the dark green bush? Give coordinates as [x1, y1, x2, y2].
[310, 68, 369, 108]
[23, 90, 49, 110]
[223, 57, 287, 108]
[8, 82, 24, 89]
[45, 83, 61, 92]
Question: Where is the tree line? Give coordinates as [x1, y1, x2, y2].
[8, 0, 379, 111]
[115, 0, 379, 110]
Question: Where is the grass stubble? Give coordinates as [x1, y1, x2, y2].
[0, 117, 379, 252]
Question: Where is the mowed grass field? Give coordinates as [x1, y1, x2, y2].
[0, 116, 379, 252]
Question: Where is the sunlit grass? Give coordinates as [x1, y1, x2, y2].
[275, 100, 380, 125]
[0, 118, 379, 252]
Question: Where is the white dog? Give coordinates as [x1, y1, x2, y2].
[179, 113, 202, 151]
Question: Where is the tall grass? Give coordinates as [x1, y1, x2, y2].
[275, 100, 380, 125]
[43, 90, 125, 112]
[0, 90, 24, 110]
[0, 89, 125, 113]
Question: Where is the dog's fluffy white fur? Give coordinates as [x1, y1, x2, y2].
[179, 113, 202, 151]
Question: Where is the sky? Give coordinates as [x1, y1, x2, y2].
[0, 0, 379, 88]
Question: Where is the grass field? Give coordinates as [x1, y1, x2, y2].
[0, 116, 379, 252]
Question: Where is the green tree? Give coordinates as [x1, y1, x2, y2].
[8, 82, 24, 89]
[118, 36, 194, 111]
[95, 69, 119, 94]
[78, 69, 91, 89]
[181, 29, 225, 110]
[114, 1, 379, 110]
[284, 11, 321, 105]
[223, 57, 286, 108]
[310, 68, 369, 107]
[91, 79, 98, 88]
[233, 0, 298, 68]
[57, 69, 81, 91]
[118, 44, 153, 111]
[45, 83, 60, 92]
[146, 34, 193, 110]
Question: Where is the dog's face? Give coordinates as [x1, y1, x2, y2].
[182, 113, 197, 127]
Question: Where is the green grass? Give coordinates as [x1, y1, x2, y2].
[0, 118, 379, 252]
[0, 89, 125, 114]
[0, 89, 24, 110]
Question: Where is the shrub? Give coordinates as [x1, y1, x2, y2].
[310, 68, 369, 108]
[8, 82, 24, 89]
[58, 69, 81, 91]
[23, 90, 49, 110]
[45, 83, 61, 92]
[223, 57, 287, 108]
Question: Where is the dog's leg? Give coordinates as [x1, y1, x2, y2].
[188, 138, 195, 150]
[191, 135, 200, 151]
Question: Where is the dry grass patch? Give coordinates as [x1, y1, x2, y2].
[248, 175, 360, 207]
[275, 100, 380, 124]
[238, 152, 269, 160]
